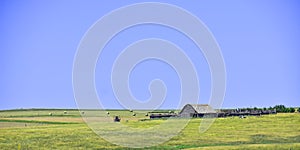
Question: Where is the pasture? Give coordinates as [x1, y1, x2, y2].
[0, 109, 299, 149]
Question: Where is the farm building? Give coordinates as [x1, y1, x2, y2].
[179, 104, 216, 117]
[149, 104, 277, 119]
[150, 113, 177, 119]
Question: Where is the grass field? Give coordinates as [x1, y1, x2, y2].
[0, 109, 299, 149]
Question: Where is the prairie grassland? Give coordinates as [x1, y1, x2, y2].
[0, 109, 82, 118]
[0, 110, 299, 149]
[0, 117, 83, 123]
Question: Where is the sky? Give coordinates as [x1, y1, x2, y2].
[1, 0, 300, 110]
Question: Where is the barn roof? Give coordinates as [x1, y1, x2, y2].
[181, 104, 216, 114]
[190, 104, 215, 113]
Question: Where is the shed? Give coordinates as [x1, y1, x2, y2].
[179, 104, 216, 117]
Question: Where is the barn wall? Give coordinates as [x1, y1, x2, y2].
[179, 104, 196, 117]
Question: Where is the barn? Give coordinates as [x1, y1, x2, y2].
[179, 104, 216, 117]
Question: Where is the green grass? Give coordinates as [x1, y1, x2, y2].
[0, 109, 299, 149]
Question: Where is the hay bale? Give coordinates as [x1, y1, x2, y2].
[114, 116, 120, 122]
[49, 113, 52, 116]
[64, 111, 67, 114]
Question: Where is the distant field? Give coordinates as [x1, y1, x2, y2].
[0, 109, 299, 149]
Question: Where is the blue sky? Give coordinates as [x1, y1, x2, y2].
[1, 0, 300, 110]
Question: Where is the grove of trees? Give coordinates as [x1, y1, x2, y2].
[272, 105, 296, 113]
[237, 105, 297, 113]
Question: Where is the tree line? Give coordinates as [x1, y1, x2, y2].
[228, 105, 299, 113]
[250, 105, 298, 113]
[272, 105, 297, 113]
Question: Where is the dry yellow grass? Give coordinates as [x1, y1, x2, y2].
[1, 117, 84, 123]
[0, 122, 47, 128]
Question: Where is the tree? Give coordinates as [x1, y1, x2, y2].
[284, 108, 290, 113]
[289, 107, 295, 113]
[273, 105, 286, 113]
[298, 108, 300, 113]
[273, 105, 296, 113]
